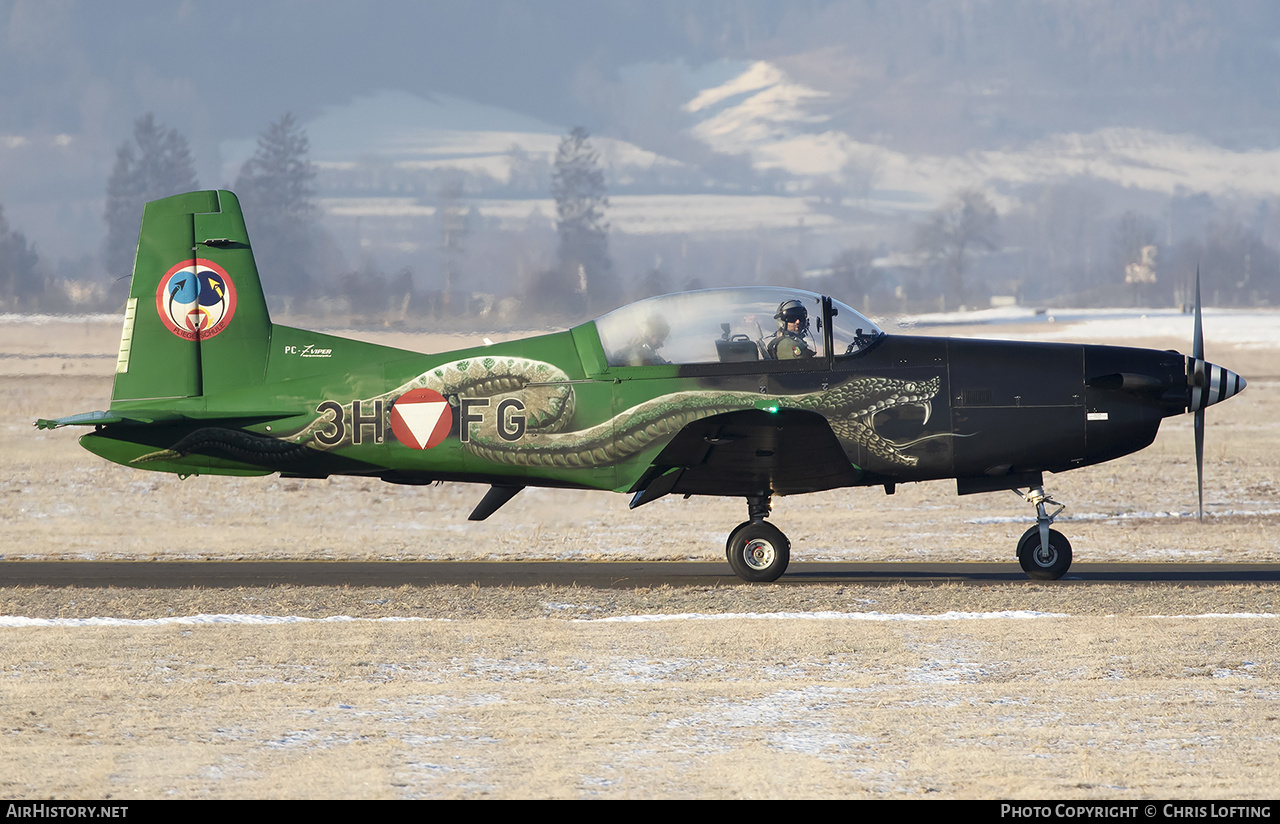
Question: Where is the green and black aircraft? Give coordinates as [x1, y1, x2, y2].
[37, 190, 1247, 581]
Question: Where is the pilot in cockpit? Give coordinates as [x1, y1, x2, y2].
[767, 299, 816, 360]
[617, 314, 671, 366]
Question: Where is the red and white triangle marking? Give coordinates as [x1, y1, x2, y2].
[389, 388, 453, 449]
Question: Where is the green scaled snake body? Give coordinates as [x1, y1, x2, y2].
[288, 356, 944, 469]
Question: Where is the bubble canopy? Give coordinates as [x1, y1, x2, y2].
[593, 287, 883, 367]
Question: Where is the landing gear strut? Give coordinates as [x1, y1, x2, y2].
[1015, 486, 1072, 580]
[725, 494, 791, 582]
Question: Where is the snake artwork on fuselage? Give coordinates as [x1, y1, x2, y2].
[40, 191, 1248, 582]
[280, 357, 947, 471]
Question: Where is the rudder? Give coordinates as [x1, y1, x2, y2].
[112, 190, 272, 403]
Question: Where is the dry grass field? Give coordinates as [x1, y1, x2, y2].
[2, 315, 1279, 799]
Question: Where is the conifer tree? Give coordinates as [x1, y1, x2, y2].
[235, 113, 319, 298]
[103, 114, 199, 278]
[549, 126, 616, 315]
[0, 204, 43, 310]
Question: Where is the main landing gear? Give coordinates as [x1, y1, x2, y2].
[725, 495, 791, 582]
[722, 488, 1075, 583]
[1015, 486, 1072, 580]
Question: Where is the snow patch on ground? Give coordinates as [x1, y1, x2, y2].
[890, 306, 1280, 346]
[6, 610, 1273, 629]
[965, 508, 1280, 525]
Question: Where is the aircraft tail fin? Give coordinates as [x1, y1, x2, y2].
[111, 190, 272, 404]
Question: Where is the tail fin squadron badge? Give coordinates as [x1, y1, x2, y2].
[156, 259, 237, 340]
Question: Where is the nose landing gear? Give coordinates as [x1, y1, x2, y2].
[1015, 486, 1072, 580]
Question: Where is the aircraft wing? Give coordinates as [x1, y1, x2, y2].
[629, 408, 862, 506]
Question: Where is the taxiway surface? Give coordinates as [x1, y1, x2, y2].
[5, 560, 1279, 588]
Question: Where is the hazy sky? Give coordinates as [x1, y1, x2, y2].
[1, 1, 718, 183]
[5, 0, 1280, 270]
[1, 0, 743, 259]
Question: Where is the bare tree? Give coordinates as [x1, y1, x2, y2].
[437, 177, 468, 313]
[1034, 184, 1102, 294]
[1201, 216, 1280, 305]
[841, 152, 881, 203]
[824, 246, 880, 307]
[915, 188, 1000, 310]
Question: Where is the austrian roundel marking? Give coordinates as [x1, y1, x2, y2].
[156, 259, 237, 340]
[390, 388, 453, 449]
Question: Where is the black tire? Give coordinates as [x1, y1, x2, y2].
[726, 521, 790, 583]
[1017, 526, 1073, 580]
[725, 521, 753, 557]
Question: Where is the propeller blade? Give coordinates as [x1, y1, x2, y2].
[1195, 407, 1205, 521]
[1185, 269, 1248, 520]
[1193, 266, 1204, 361]
[1192, 267, 1204, 521]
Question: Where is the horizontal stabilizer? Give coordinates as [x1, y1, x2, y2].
[34, 409, 187, 430]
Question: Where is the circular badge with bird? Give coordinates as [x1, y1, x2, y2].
[156, 259, 237, 340]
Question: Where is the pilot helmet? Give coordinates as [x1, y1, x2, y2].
[774, 299, 810, 334]
[640, 314, 670, 344]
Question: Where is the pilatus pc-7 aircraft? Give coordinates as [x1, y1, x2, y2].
[37, 190, 1247, 582]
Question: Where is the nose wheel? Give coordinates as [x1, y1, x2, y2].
[1015, 486, 1072, 580]
[1017, 525, 1073, 579]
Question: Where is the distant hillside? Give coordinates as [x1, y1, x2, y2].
[6, 0, 1280, 306]
[724, 0, 1280, 152]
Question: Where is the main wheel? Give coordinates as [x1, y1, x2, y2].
[1017, 526, 1072, 580]
[726, 521, 790, 583]
[725, 521, 753, 556]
